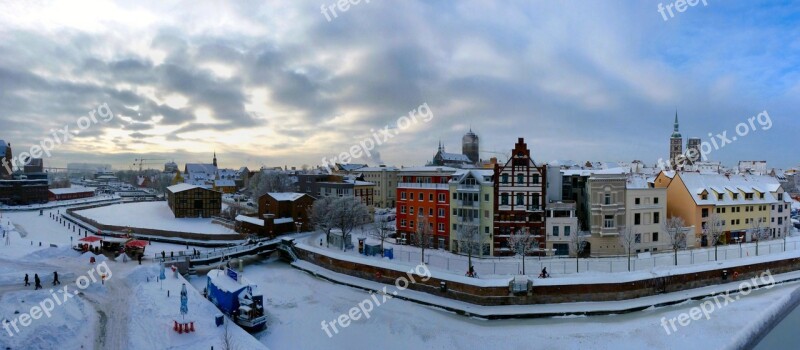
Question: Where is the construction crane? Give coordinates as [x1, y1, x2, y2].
[133, 158, 165, 173]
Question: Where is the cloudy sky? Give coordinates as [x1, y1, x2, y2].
[1, 0, 798, 171]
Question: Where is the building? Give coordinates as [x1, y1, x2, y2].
[184, 163, 218, 188]
[0, 140, 11, 179]
[296, 174, 375, 208]
[164, 161, 179, 174]
[48, 186, 95, 201]
[686, 138, 701, 164]
[166, 183, 221, 218]
[584, 172, 627, 256]
[493, 138, 546, 256]
[23, 157, 44, 174]
[656, 172, 791, 245]
[625, 175, 670, 254]
[255, 192, 314, 236]
[669, 112, 683, 170]
[545, 201, 578, 256]
[431, 141, 473, 168]
[462, 128, 480, 164]
[358, 166, 399, 208]
[738, 161, 768, 175]
[449, 169, 494, 256]
[396, 166, 458, 249]
[214, 179, 237, 193]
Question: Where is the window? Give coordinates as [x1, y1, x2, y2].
[419, 193, 424, 201]
[654, 197, 659, 204]
[745, 193, 753, 200]
[401, 192, 406, 200]
[635, 198, 641, 205]
[653, 232, 658, 242]
[532, 174, 540, 184]
[634, 213, 641, 225]
[732, 193, 738, 200]
[701, 194, 708, 200]
[429, 193, 434, 202]
[553, 226, 559, 236]
[653, 212, 660, 224]
[516, 193, 524, 205]
[501, 193, 509, 205]
[501, 174, 509, 184]
[485, 194, 489, 201]
[409, 193, 414, 200]
[401, 205, 406, 214]
[429, 208, 433, 217]
[717, 194, 723, 200]
[517, 173, 524, 184]
[604, 215, 614, 228]
[604, 193, 611, 205]
[702, 208, 709, 218]
[409, 207, 414, 215]
[452, 192, 457, 200]
[400, 219, 406, 227]
[635, 234, 641, 243]
[485, 226, 490, 234]
[438, 223, 444, 232]
[438, 208, 445, 217]
[564, 226, 571, 236]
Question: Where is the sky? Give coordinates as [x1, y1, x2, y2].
[0, 0, 798, 171]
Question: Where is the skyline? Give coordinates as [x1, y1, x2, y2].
[1, 1, 798, 170]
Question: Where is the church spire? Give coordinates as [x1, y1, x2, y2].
[671, 110, 682, 138]
[213, 151, 217, 167]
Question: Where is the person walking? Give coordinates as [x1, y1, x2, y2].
[53, 271, 61, 285]
[161, 251, 165, 259]
[34, 274, 42, 290]
[24, 274, 30, 287]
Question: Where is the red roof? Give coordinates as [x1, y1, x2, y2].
[79, 236, 102, 242]
[125, 240, 148, 248]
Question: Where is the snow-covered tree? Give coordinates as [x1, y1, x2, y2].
[248, 171, 293, 198]
[310, 196, 337, 244]
[414, 214, 434, 264]
[664, 216, 687, 266]
[706, 213, 725, 261]
[750, 217, 770, 256]
[333, 197, 370, 250]
[458, 224, 485, 274]
[371, 219, 395, 253]
[506, 227, 536, 275]
[618, 226, 637, 271]
[570, 221, 589, 273]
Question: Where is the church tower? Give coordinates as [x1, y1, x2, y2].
[669, 111, 683, 170]
[462, 128, 480, 164]
[213, 151, 217, 167]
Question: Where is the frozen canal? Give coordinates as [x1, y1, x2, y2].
[188, 259, 800, 350]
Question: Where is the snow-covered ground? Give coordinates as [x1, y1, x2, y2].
[73, 201, 236, 235]
[0, 195, 120, 211]
[187, 258, 800, 350]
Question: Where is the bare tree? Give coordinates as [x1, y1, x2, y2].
[570, 221, 589, 273]
[706, 213, 725, 261]
[458, 224, 486, 274]
[248, 171, 293, 198]
[664, 216, 687, 266]
[414, 214, 434, 264]
[311, 196, 337, 245]
[750, 217, 770, 256]
[507, 227, 536, 275]
[371, 218, 395, 253]
[220, 316, 236, 350]
[618, 226, 637, 271]
[783, 219, 794, 251]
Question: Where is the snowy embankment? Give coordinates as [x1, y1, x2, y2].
[73, 201, 236, 235]
[0, 195, 121, 211]
[726, 285, 800, 349]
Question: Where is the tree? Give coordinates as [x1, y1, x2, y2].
[220, 316, 236, 350]
[507, 227, 536, 275]
[414, 214, 434, 264]
[570, 221, 589, 273]
[706, 213, 725, 261]
[750, 217, 770, 256]
[458, 224, 486, 274]
[248, 171, 293, 198]
[618, 226, 637, 271]
[332, 197, 370, 250]
[371, 217, 395, 253]
[664, 216, 687, 266]
[311, 196, 337, 245]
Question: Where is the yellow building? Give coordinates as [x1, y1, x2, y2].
[656, 171, 791, 245]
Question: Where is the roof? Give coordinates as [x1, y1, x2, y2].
[167, 183, 201, 193]
[236, 215, 264, 226]
[214, 179, 236, 187]
[267, 192, 306, 201]
[450, 169, 494, 185]
[185, 164, 217, 174]
[678, 173, 787, 206]
[337, 163, 367, 171]
[399, 166, 459, 173]
[274, 217, 294, 224]
[626, 175, 651, 189]
[439, 152, 471, 162]
[49, 186, 95, 195]
[358, 166, 399, 172]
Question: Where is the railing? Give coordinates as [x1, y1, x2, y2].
[397, 183, 449, 190]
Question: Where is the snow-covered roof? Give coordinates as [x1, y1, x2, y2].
[235, 215, 264, 226]
[358, 166, 399, 172]
[185, 163, 217, 174]
[678, 173, 787, 206]
[450, 169, 494, 185]
[167, 183, 201, 193]
[267, 192, 306, 201]
[562, 167, 628, 177]
[337, 163, 367, 171]
[215, 179, 236, 187]
[439, 152, 471, 162]
[274, 217, 294, 224]
[49, 186, 94, 195]
[625, 175, 651, 189]
[399, 166, 459, 173]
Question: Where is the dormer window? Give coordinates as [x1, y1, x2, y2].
[701, 194, 708, 200]
[717, 194, 723, 200]
[732, 193, 738, 200]
[745, 193, 753, 200]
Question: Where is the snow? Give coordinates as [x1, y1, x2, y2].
[74, 202, 236, 235]
[167, 183, 201, 193]
[266, 192, 305, 201]
[273, 218, 294, 224]
[236, 215, 264, 226]
[48, 186, 95, 195]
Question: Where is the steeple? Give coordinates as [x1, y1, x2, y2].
[438, 140, 443, 153]
[213, 151, 217, 167]
[671, 110, 681, 138]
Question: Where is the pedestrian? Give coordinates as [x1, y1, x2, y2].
[170, 251, 173, 258]
[138, 254, 142, 265]
[24, 273, 30, 287]
[34, 274, 42, 290]
[161, 251, 165, 259]
[53, 271, 60, 285]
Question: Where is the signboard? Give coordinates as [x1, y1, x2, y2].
[227, 268, 239, 282]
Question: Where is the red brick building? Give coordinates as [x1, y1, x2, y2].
[256, 192, 314, 237]
[396, 166, 458, 249]
[48, 186, 95, 201]
[494, 138, 547, 256]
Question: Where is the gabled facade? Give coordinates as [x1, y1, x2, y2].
[493, 138, 546, 256]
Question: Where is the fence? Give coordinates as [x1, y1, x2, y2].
[384, 237, 800, 276]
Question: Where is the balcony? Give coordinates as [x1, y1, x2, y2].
[457, 217, 479, 224]
[456, 184, 480, 191]
[398, 182, 448, 190]
[458, 200, 479, 208]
